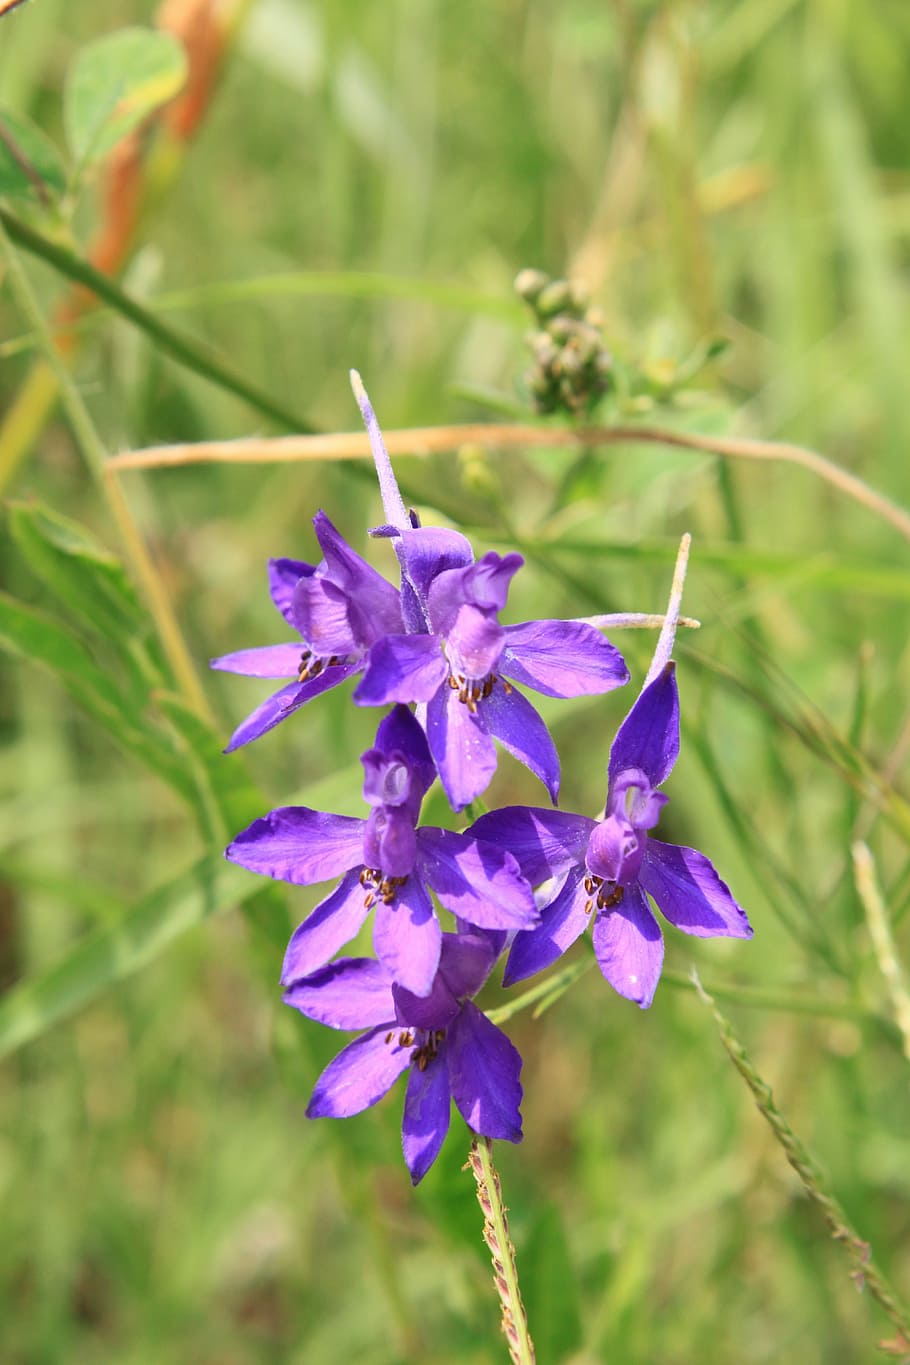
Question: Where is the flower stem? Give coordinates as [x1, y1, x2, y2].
[468, 1135, 536, 1365]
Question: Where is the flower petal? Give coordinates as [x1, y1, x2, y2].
[424, 685, 498, 811]
[438, 931, 497, 1001]
[281, 869, 372, 984]
[416, 828, 537, 930]
[447, 1002, 523, 1142]
[312, 510, 403, 633]
[468, 807, 595, 885]
[392, 973, 460, 1030]
[480, 684, 560, 804]
[503, 868, 588, 985]
[591, 883, 664, 1008]
[306, 1025, 410, 1118]
[501, 619, 629, 698]
[640, 840, 753, 939]
[426, 550, 522, 634]
[373, 703, 436, 800]
[373, 877, 442, 997]
[269, 557, 314, 624]
[283, 957, 395, 1029]
[608, 663, 679, 789]
[223, 662, 361, 752]
[354, 634, 448, 705]
[395, 526, 475, 622]
[210, 644, 302, 678]
[446, 604, 505, 679]
[292, 575, 361, 656]
[226, 807, 365, 885]
[402, 1054, 451, 1184]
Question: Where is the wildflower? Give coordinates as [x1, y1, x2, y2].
[226, 705, 537, 996]
[210, 510, 402, 751]
[285, 929, 523, 1183]
[349, 371, 629, 810]
[470, 662, 752, 1007]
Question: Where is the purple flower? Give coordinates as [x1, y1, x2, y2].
[348, 371, 630, 811]
[285, 930, 523, 1183]
[226, 705, 538, 996]
[469, 663, 753, 1008]
[210, 510, 403, 752]
[357, 536, 632, 813]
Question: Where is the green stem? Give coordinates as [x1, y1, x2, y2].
[0, 215, 210, 717]
[468, 1136, 536, 1365]
[694, 970, 910, 1343]
[0, 206, 315, 434]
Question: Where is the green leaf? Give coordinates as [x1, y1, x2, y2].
[8, 499, 143, 639]
[0, 108, 67, 199]
[0, 856, 256, 1059]
[64, 27, 188, 168]
[0, 591, 195, 802]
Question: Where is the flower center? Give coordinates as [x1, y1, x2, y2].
[383, 1025, 447, 1071]
[359, 866, 409, 908]
[582, 874, 625, 914]
[446, 668, 512, 713]
[296, 648, 345, 683]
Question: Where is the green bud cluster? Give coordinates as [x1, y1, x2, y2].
[514, 268, 612, 416]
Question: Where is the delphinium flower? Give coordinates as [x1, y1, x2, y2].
[349, 372, 631, 809]
[226, 704, 537, 995]
[470, 537, 753, 1008]
[210, 509, 403, 751]
[283, 928, 522, 1183]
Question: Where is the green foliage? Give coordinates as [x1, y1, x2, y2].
[0, 107, 66, 198]
[63, 26, 187, 168]
[2, 3, 910, 1364]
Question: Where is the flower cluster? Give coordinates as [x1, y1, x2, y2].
[213, 372, 753, 1183]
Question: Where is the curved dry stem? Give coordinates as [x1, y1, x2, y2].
[107, 421, 910, 546]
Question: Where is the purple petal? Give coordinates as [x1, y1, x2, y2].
[292, 576, 361, 657]
[373, 877, 442, 996]
[480, 684, 560, 804]
[591, 883, 664, 1008]
[354, 635, 448, 706]
[210, 643, 302, 678]
[416, 828, 537, 930]
[501, 619, 629, 698]
[269, 558, 314, 624]
[446, 1002, 523, 1142]
[640, 840, 753, 939]
[226, 807, 365, 885]
[503, 869, 588, 986]
[424, 686, 498, 812]
[395, 526, 475, 622]
[223, 662, 361, 752]
[438, 932, 497, 1001]
[283, 957, 395, 1028]
[306, 1025, 410, 1118]
[392, 974, 460, 1031]
[608, 663, 679, 789]
[373, 703, 436, 799]
[426, 551, 522, 634]
[281, 869, 371, 983]
[445, 605, 505, 679]
[311, 510, 403, 639]
[402, 1055, 451, 1184]
[468, 807, 595, 885]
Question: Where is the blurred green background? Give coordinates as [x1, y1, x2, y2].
[2, 1, 910, 1361]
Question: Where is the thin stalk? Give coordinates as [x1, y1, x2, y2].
[0, 207, 315, 433]
[0, 216, 210, 717]
[105, 418, 910, 546]
[853, 842, 910, 1065]
[693, 970, 910, 1343]
[467, 1136, 536, 1365]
